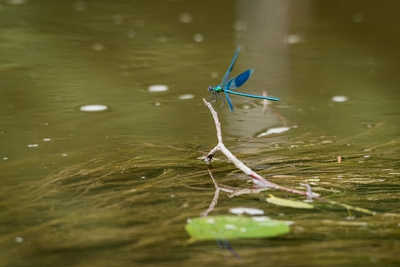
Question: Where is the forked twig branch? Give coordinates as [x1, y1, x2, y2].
[202, 98, 376, 216]
[203, 98, 317, 197]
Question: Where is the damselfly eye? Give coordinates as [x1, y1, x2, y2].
[208, 86, 213, 92]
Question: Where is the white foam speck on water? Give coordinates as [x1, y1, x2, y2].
[242, 104, 251, 110]
[148, 85, 168, 92]
[332, 96, 348, 102]
[229, 207, 265, 215]
[285, 34, 302, 44]
[178, 94, 194, 100]
[79, 105, 109, 112]
[27, 144, 39, 148]
[257, 127, 291, 137]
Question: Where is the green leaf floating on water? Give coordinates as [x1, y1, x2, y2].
[185, 215, 290, 240]
[266, 194, 314, 209]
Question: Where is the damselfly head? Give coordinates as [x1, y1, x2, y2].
[208, 86, 213, 92]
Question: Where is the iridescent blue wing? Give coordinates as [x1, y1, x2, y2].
[229, 69, 254, 90]
[224, 88, 234, 112]
[221, 46, 241, 85]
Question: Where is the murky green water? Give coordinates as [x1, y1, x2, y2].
[1, 0, 400, 266]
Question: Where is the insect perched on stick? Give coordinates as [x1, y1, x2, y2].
[208, 46, 280, 112]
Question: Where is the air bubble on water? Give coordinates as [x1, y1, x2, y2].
[113, 14, 123, 24]
[210, 72, 218, 78]
[7, 0, 27, 4]
[92, 43, 104, 51]
[352, 12, 365, 23]
[74, 1, 85, 11]
[193, 33, 203, 42]
[158, 35, 168, 42]
[135, 20, 145, 27]
[233, 21, 247, 31]
[127, 29, 136, 38]
[179, 13, 192, 23]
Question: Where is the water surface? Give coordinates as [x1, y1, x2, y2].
[1, 0, 400, 266]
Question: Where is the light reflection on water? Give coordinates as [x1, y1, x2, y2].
[0, 0, 400, 266]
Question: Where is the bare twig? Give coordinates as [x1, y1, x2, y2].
[203, 98, 318, 197]
[202, 98, 377, 216]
